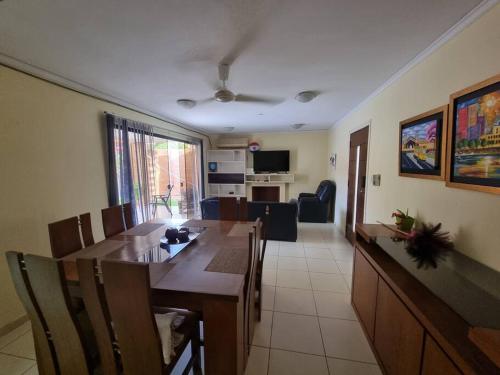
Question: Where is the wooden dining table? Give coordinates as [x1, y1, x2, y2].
[62, 218, 254, 375]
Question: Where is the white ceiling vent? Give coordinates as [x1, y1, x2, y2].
[216, 137, 248, 149]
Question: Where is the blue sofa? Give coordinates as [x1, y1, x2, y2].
[298, 180, 336, 223]
[200, 197, 298, 242]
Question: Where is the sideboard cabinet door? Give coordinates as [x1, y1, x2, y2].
[422, 335, 462, 375]
[352, 247, 379, 340]
[374, 278, 424, 375]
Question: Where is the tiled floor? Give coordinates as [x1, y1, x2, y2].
[246, 222, 382, 375]
[0, 223, 381, 375]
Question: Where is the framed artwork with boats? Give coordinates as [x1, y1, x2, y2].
[446, 74, 500, 195]
[399, 105, 448, 180]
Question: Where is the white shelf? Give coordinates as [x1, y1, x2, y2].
[246, 173, 295, 184]
[207, 149, 247, 198]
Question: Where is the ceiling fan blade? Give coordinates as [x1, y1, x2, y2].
[235, 94, 284, 105]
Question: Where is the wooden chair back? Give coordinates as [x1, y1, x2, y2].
[48, 216, 82, 258]
[6, 252, 58, 375]
[238, 197, 248, 221]
[101, 260, 165, 375]
[255, 206, 270, 322]
[219, 197, 238, 221]
[122, 202, 135, 230]
[101, 205, 126, 238]
[244, 218, 261, 353]
[77, 258, 119, 375]
[23, 254, 91, 375]
[79, 212, 95, 247]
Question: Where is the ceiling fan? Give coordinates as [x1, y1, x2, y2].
[189, 63, 284, 106]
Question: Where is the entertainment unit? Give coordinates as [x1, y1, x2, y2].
[207, 149, 246, 198]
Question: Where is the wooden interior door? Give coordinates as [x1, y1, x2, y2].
[346, 126, 369, 243]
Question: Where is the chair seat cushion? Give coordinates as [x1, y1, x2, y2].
[154, 312, 185, 365]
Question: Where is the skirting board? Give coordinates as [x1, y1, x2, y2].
[0, 314, 29, 339]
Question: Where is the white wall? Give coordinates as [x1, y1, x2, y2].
[216, 130, 330, 201]
[0, 66, 210, 330]
[327, 4, 500, 271]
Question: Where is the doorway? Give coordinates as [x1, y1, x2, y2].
[345, 126, 369, 243]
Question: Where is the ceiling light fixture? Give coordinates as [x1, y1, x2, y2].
[291, 123, 305, 130]
[223, 126, 235, 132]
[176, 99, 196, 109]
[295, 91, 317, 103]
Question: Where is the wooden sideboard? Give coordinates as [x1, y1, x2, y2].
[352, 224, 500, 375]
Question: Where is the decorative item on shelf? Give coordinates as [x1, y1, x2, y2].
[177, 228, 190, 243]
[208, 162, 217, 172]
[248, 141, 260, 153]
[446, 73, 500, 195]
[329, 153, 337, 168]
[391, 209, 415, 232]
[405, 222, 454, 269]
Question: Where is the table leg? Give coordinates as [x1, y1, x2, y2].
[202, 297, 245, 375]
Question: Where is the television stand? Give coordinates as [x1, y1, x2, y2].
[245, 173, 294, 202]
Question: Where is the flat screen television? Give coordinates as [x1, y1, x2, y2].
[253, 150, 290, 173]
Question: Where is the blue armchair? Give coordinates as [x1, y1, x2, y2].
[298, 180, 336, 223]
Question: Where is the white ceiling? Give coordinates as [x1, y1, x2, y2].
[0, 0, 483, 134]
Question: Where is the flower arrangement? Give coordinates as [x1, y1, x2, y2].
[391, 209, 415, 232]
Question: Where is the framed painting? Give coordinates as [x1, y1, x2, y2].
[399, 105, 448, 180]
[446, 74, 500, 195]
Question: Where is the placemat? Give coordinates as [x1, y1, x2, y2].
[227, 223, 253, 237]
[63, 240, 128, 261]
[123, 222, 165, 236]
[205, 248, 248, 274]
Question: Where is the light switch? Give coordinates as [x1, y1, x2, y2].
[372, 174, 381, 186]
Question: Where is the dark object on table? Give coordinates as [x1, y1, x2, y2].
[405, 222, 454, 269]
[298, 180, 336, 223]
[177, 228, 190, 243]
[164, 228, 178, 243]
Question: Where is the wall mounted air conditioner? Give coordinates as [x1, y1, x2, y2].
[216, 137, 248, 148]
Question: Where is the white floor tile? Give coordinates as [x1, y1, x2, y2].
[262, 285, 276, 311]
[0, 353, 35, 375]
[319, 318, 376, 363]
[253, 311, 273, 347]
[309, 273, 349, 293]
[330, 248, 354, 261]
[278, 247, 305, 258]
[327, 358, 382, 375]
[274, 288, 316, 315]
[343, 274, 353, 291]
[279, 242, 304, 249]
[245, 346, 269, 375]
[22, 365, 38, 375]
[276, 270, 311, 290]
[304, 248, 334, 259]
[262, 268, 277, 286]
[306, 258, 340, 274]
[264, 255, 278, 269]
[268, 349, 329, 375]
[0, 322, 31, 350]
[271, 313, 324, 355]
[277, 256, 308, 271]
[314, 292, 357, 320]
[336, 260, 353, 275]
[0, 331, 36, 360]
[265, 247, 279, 256]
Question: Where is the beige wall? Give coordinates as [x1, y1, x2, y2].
[0, 66, 210, 330]
[327, 4, 500, 271]
[216, 131, 329, 200]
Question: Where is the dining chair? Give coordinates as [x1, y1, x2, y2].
[101, 205, 126, 238]
[6, 252, 58, 375]
[79, 212, 95, 247]
[77, 258, 120, 375]
[22, 254, 98, 375]
[122, 202, 135, 230]
[48, 216, 83, 258]
[101, 259, 203, 374]
[255, 205, 270, 321]
[219, 196, 239, 220]
[244, 218, 261, 355]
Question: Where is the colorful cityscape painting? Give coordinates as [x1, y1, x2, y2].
[452, 86, 500, 186]
[400, 117, 441, 174]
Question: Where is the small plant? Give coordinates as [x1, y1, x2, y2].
[391, 209, 415, 232]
